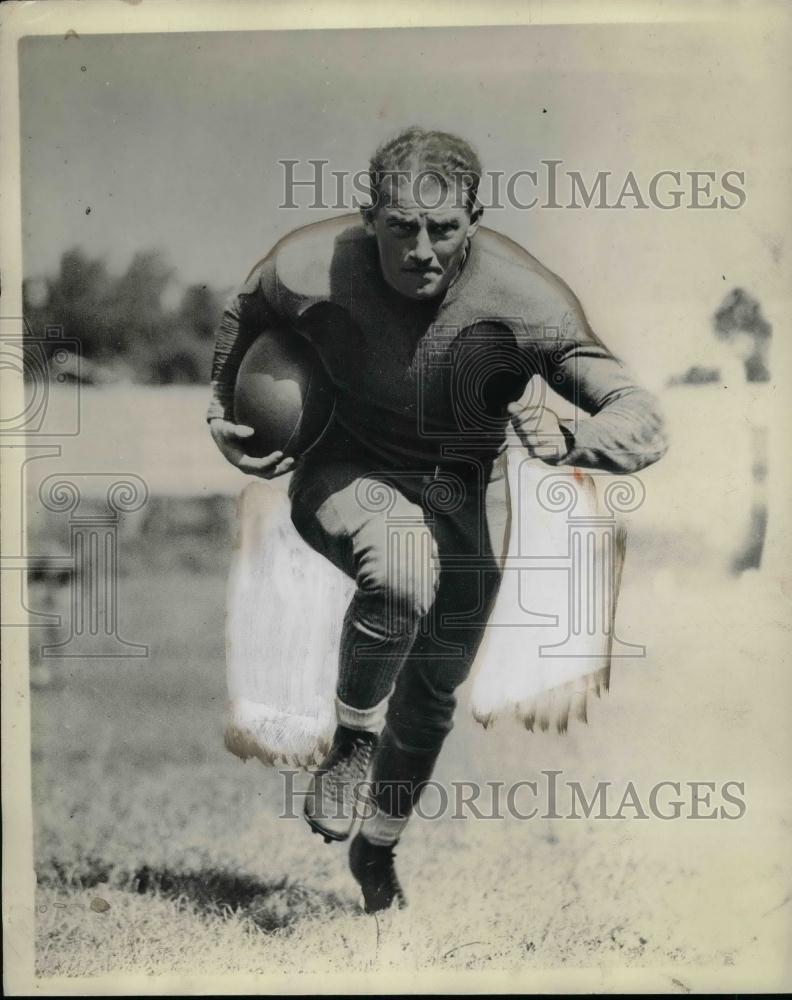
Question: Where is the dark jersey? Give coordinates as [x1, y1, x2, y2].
[208, 215, 667, 474]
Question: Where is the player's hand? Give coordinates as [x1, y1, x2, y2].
[507, 403, 571, 463]
[209, 419, 296, 479]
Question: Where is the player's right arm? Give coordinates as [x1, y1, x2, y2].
[207, 258, 294, 479]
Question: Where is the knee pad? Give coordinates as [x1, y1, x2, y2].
[387, 527, 440, 622]
[355, 524, 439, 637]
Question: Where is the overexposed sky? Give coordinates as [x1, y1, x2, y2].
[19, 21, 791, 381]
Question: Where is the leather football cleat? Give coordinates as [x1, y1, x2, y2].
[349, 832, 407, 913]
[303, 725, 378, 842]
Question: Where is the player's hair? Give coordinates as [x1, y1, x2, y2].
[367, 126, 483, 214]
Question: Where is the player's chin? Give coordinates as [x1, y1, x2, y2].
[403, 279, 443, 300]
[393, 269, 445, 300]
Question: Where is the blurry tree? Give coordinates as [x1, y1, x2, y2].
[713, 287, 772, 383]
[27, 249, 114, 363]
[178, 283, 225, 341]
[23, 248, 226, 385]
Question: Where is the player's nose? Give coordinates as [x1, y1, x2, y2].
[410, 228, 434, 266]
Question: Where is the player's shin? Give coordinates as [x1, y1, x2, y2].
[304, 608, 418, 843]
[336, 602, 419, 711]
[349, 728, 443, 913]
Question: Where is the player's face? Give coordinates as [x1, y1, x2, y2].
[365, 174, 480, 301]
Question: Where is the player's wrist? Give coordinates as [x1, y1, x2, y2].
[540, 422, 575, 465]
[558, 422, 575, 458]
[207, 403, 235, 426]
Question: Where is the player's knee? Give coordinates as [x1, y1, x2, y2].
[384, 524, 439, 623]
[357, 522, 439, 634]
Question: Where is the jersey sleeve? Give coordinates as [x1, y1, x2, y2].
[529, 283, 668, 474]
[206, 256, 282, 423]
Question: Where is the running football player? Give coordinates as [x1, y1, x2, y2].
[208, 127, 668, 913]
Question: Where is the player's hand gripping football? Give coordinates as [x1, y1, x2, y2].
[209, 419, 295, 479]
[506, 402, 571, 464]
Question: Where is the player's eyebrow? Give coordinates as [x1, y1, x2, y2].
[385, 210, 418, 223]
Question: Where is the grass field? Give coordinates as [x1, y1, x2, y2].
[19, 383, 789, 988]
[28, 508, 791, 989]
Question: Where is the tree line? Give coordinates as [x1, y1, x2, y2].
[23, 247, 227, 384]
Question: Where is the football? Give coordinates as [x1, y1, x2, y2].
[234, 325, 335, 459]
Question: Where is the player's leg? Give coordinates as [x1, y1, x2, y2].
[350, 465, 509, 909]
[363, 520, 504, 834]
[289, 460, 441, 841]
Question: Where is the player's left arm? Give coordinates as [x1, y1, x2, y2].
[513, 284, 669, 474]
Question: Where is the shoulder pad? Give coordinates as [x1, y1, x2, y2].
[273, 214, 363, 301]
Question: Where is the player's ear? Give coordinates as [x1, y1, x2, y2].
[360, 205, 377, 236]
[466, 203, 483, 238]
